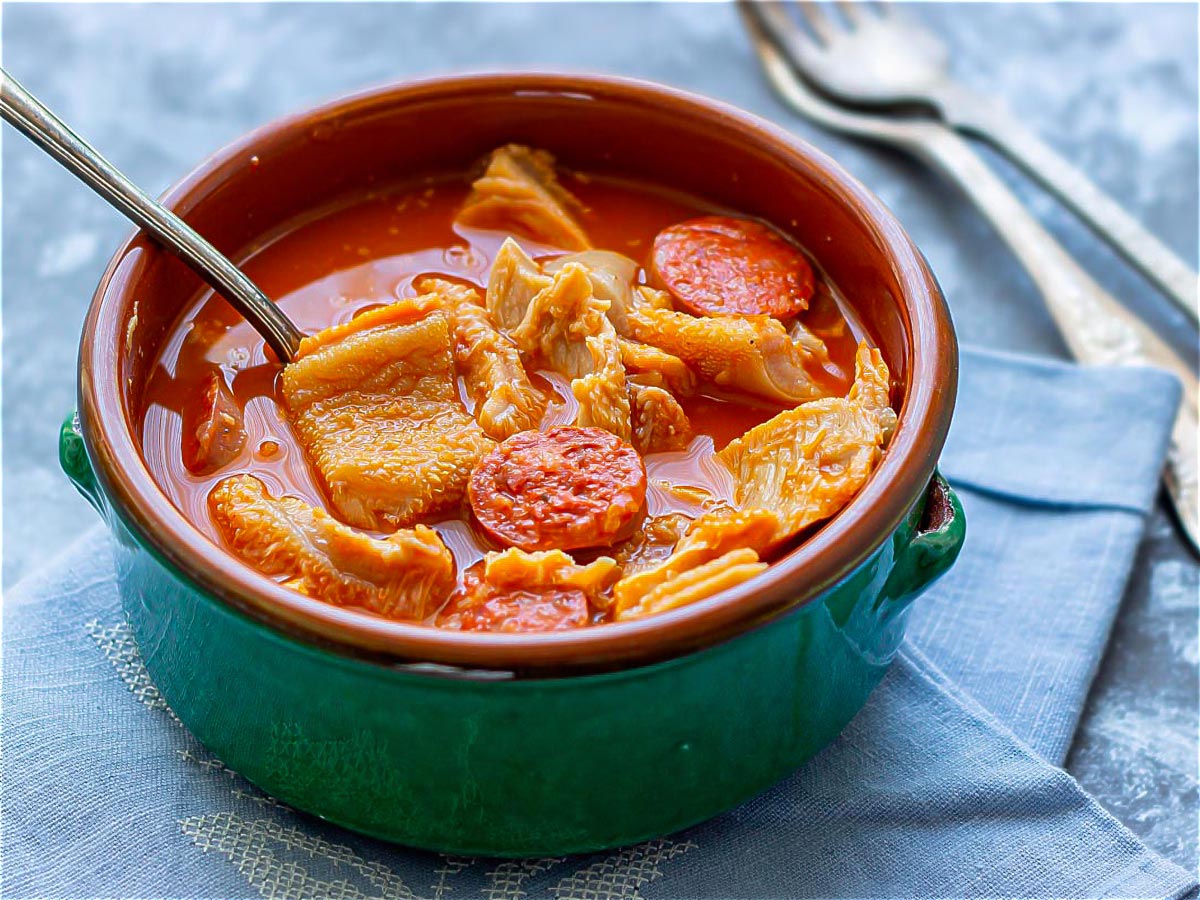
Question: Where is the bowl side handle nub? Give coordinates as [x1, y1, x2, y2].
[883, 472, 965, 612]
[60, 411, 107, 518]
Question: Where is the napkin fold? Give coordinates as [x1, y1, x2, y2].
[908, 346, 1182, 764]
[2, 346, 1195, 900]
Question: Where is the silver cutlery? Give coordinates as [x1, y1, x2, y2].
[753, 0, 1199, 326]
[740, 0, 1199, 554]
[0, 67, 303, 362]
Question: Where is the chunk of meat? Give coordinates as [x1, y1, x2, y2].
[619, 338, 697, 396]
[545, 250, 639, 334]
[571, 343, 631, 440]
[210, 474, 455, 620]
[482, 547, 619, 592]
[627, 294, 829, 405]
[182, 371, 246, 474]
[629, 382, 693, 454]
[510, 264, 602, 381]
[612, 507, 779, 617]
[456, 144, 592, 251]
[510, 262, 631, 441]
[280, 300, 494, 530]
[612, 512, 693, 577]
[650, 216, 814, 318]
[416, 277, 546, 440]
[486, 237, 551, 333]
[436, 550, 617, 632]
[468, 426, 646, 551]
[717, 342, 897, 542]
[790, 318, 833, 367]
[617, 550, 768, 621]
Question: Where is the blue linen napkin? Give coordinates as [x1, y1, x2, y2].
[2, 346, 1194, 900]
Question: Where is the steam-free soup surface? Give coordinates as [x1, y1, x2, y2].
[141, 163, 875, 629]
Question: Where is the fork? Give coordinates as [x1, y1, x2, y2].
[753, 0, 1199, 326]
[739, 0, 1199, 555]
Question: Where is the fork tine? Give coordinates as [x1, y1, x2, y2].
[754, 1, 824, 56]
[795, 1, 842, 43]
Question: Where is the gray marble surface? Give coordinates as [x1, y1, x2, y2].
[2, 0, 1196, 877]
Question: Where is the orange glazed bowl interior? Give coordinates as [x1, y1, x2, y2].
[78, 73, 956, 672]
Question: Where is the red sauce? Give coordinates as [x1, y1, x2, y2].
[140, 173, 867, 587]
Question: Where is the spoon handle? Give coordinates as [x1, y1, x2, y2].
[0, 67, 303, 363]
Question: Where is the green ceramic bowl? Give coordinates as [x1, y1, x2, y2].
[61, 74, 963, 857]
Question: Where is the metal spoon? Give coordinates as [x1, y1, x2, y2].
[0, 67, 303, 363]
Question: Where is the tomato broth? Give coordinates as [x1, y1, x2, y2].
[141, 170, 868, 613]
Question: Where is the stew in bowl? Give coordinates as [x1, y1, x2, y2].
[142, 143, 898, 634]
[62, 75, 961, 854]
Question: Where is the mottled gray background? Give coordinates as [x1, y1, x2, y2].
[2, 0, 1196, 875]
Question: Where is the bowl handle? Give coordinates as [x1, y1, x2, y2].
[883, 472, 965, 609]
[59, 411, 105, 515]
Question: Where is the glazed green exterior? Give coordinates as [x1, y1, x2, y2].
[61, 415, 963, 857]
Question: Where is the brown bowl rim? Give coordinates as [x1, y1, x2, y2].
[78, 72, 957, 675]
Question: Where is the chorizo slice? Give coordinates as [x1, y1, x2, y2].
[436, 549, 617, 633]
[436, 573, 591, 632]
[182, 371, 246, 475]
[650, 216, 815, 318]
[468, 426, 646, 551]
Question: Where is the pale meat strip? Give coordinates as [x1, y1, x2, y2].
[456, 144, 592, 251]
[616, 550, 768, 621]
[545, 250, 640, 335]
[613, 507, 779, 618]
[629, 382, 693, 454]
[280, 300, 494, 530]
[717, 342, 897, 542]
[620, 339, 697, 397]
[210, 474, 456, 621]
[483, 548, 619, 595]
[508, 262, 632, 442]
[626, 289, 830, 405]
[486, 238, 551, 333]
[416, 277, 546, 440]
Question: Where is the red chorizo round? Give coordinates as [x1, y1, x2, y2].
[468, 426, 646, 551]
[436, 567, 591, 633]
[650, 215, 815, 318]
[182, 371, 246, 475]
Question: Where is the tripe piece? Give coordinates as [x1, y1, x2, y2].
[545, 249, 640, 335]
[626, 290, 830, 405]
[483, 548, 619, 593]
[612, 512, 695, 578]
[509, 262, 631, 441]
[416, 277, 546, 440]
[616, 550, 768, 621]
[210, 474, 456, 621]
[486, 237, 552, 333]
[613, 507, 779, 617]
[619, 338, 697, 396]
[280, 299, 494, 530]
[456, 144, 592, 251]
[436, 549, 618, 632]
[629, 382, 693, 454]
[718, 342, 897, 542]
